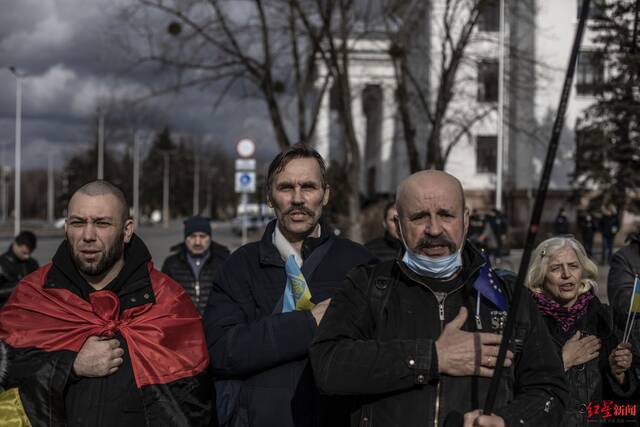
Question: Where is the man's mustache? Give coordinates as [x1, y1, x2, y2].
[284, 206, 314, 216]
[415, 235, 456, 252]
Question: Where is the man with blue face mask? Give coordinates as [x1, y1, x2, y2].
[310, 170, 568, 427]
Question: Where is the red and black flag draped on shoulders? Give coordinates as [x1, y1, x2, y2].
[0, 235, 214, 427]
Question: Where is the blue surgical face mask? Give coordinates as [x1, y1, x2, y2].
[397, 222, 463, 279]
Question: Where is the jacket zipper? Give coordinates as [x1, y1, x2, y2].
[195, 280, 200, 305]
[416, 263, 483, 427]
[433, 290, 453, 427]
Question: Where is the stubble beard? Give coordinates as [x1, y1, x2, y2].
[69, 237, 125, 277]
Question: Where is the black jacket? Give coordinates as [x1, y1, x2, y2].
[3, 235, 213, 426]
[538, 295, 637, 426]
[162, 241, 230, 313]
[364, 232, 402, 262]
[0, 246, 38, 307]
[309, 243, 568, 427]
[204, 219, 375, 427]
[607, 232, 640, 398]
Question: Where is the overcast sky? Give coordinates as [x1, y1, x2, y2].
[0, 0, 279, 170]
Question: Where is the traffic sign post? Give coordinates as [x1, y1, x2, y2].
[235, 139, 256, 245]
[235, 171, 256, 193]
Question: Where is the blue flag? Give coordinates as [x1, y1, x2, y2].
[473, 252, 507, 311]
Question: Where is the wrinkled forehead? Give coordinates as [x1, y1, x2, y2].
[547, 246, 579, 264]
[398, 181, 463, 216]
[68, 193, 123, 220]
[274, 158, 323, 185]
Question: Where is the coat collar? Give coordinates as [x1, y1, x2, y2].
[258, 218, 334, 267]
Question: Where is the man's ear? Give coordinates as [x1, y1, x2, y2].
[123, 218, 134, 243]
[322, 185, 330, 207]
[266, 189, 273, 208]
[463, 207, 470, 236]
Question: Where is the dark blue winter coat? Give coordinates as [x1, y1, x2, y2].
[203, 219, 375, 427]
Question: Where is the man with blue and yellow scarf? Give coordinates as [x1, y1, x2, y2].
[204, 144, 375, 427]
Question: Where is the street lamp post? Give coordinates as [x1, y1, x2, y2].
[8, 67, 25, 236]
[97, 108, 105, 180]
[495, 0, 506, 211]
[162, 152, 170, 229]
[47, 153, 54, 223]
[193, 146, 200, 215]
[133, 132, 141, 229]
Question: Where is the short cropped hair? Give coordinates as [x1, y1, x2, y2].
[265, 143, 328, 197]
[526, 236, 598, 296]
[15, 231, 37, 251]
[70, 180, 130, 224]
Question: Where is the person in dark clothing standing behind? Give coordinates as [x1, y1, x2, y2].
[553, 207, 571, 236]
[600, 203, 619, 265]
[204, 144, 375, 427]
[364, 201, 402, 261]
[0, 231, 39, 308]
[526, 236, 635, 426]
[577, 208, 596, 257]
[607, 231, 640, 407]
[162, 216, 230, 313]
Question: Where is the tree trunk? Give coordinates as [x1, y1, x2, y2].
[396, 74, 421, 173]
[425, 122, 444, 170]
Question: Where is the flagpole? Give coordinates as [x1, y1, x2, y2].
[495, 0, 505, 211]
[483, 0, 592, 414]
[623, 276, 639, 343]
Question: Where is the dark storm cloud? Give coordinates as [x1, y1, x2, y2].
[0, 0, 280, 170]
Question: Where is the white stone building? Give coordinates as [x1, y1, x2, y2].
[313, 0, 609, 228]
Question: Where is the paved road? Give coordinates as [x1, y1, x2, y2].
[3, 224, 615, 303]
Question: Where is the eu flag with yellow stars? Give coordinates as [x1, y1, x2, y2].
[473, 252, 507, 311]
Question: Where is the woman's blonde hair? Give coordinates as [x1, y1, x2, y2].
[525, 236, 598, 296]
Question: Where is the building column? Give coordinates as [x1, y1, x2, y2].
[350, 83, 366, 189]
[379, 83, 396, 194]
[313, 77, 332, 162]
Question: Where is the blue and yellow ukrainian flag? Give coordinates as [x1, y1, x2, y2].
[630, 276, 640, 313]
[282, 255, 315, 312]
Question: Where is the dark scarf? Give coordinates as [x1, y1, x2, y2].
[533, 290, 594, 332]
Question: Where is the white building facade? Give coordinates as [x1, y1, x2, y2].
[313, 0, 604, 228]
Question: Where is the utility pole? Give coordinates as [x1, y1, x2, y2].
[1, 144, 6, 223]
[495, 0, 506, 211]
[133, 132, 141, 229]
[47, 153, 54, 223]
[162, 152, 170, 229]
[193, 146, 200, 215]
[97, 109, 104, 180]
[8, 67, 24, 236]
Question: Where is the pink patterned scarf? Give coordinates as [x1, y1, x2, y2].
[532, 291, 594, 332]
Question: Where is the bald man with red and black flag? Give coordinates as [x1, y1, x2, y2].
[0, 181, 213, 426]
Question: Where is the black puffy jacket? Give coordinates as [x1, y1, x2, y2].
[310, 243, 568, 427]
[538, 296, 637, 426]
[162, 241, 229, 314]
